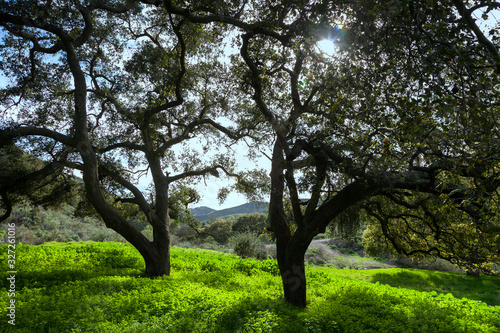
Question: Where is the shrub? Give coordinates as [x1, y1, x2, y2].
[1, 203, 128, 244]
[230, 232, 261, 259]
[172, 223, 196, 241]
[141, 225, 154, 241]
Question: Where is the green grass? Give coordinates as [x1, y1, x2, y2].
[314, 267, 500, 306]
[0, 241, 499, 332]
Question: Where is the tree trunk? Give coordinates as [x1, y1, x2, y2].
[66, 37, 174, 279]
[147, 217, 171, 276]
[280, 252, 307, 308]
[268, 138, 309, 307]
[144, 245, 171, 277]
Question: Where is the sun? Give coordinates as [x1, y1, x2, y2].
[316, 39, 336, 56]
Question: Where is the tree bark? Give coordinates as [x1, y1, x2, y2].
[147, 212, 172, 276]
[268, 138, 310, 307]
[144, 242, 171, 277]
[281, 247, 307, 307]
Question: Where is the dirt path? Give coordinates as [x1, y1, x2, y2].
[265, 238, 398, 269]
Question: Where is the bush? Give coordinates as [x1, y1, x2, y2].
[230, 232, 261, 259]
[2, 203, 127, 244]
[173, 224, 197, 242]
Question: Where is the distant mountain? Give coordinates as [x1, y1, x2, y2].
[190, 206, 216, 216]
[191, 202, 268, 222]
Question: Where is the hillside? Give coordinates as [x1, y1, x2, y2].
[189, 206, 216, 216]
[190, 202, 268, 222]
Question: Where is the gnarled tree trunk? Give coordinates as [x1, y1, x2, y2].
[268, 139, 309, 307]
[144, 243, 171, 277]
[146, 215, 172, 276]
[280, 248, 307, 307]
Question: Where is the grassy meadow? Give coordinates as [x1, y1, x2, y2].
[0, 241, 499, 332]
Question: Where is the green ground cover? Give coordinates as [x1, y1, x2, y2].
[0, 241, 499, 332]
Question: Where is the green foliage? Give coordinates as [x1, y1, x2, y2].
[232, 213, 268, 235]
[172, 223, 198, 243]
[326, 205, 365, 243]
[200, 218, 235, 244]
[229, 231, 267, 259]
[172, 212, 271, 250]
[0, 242, 498, 333]
[362, 193, 500, 276]
[0, 145, 80, 217]
[1, 203, 126, 244]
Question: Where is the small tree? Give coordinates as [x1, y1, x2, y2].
[201, 218, 234, 244]
[232, 213, 268, 234]
[230, 231, 266, 259]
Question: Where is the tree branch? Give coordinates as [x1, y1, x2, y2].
[240, 33, 287, 137]
[99, 141, 146, 153]
[0, 127, 75, 148]
[98, 164, 153, 222]
[144, 15, 186, 118]
[453, 0, 500, 72]
[162, 0, 292, 44]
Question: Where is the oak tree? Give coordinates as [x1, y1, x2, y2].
[166, 0, 500, 307]
[0, 0, 257, 276]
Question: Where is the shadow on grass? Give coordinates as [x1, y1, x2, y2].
[0, 256, 145, 291]
[369, 269, 500, 306]
[0, 266, 145, 290]
[3, 268, 500, 333]
[166, 286, 500, 333]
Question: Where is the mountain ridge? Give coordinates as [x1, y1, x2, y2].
[191, 202, 268, 222]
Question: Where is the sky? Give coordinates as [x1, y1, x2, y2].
[195, 155, 269, 209]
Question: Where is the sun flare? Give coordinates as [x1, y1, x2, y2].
[317, 39, 336, 56]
